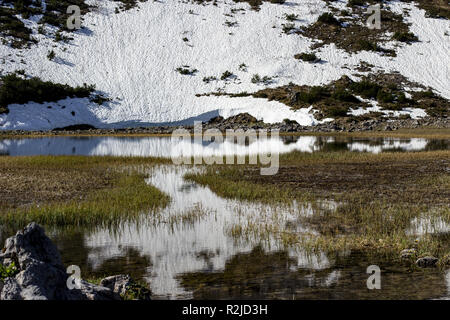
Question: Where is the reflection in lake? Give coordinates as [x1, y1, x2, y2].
[0, 164, 446, 300]
[178, 247, 449, 300]
[0, 135, 449, 299]
[0, 136, 448, 157]
[74, 165, 324, 298]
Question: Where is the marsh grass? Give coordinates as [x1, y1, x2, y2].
[0, 156, 171, 229]
[186, 150, 450, 262]
[185, 168, 301, 203]
[165, 204, 213, 226]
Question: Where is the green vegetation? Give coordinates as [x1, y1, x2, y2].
[251, 74, 273, 85]
[0, 262, 18, 280]
[0, 156, 170, 229]
[176, 66, 198, 75]
[281, 23, 295, 34]
[0, 6, 33, 47]
[185, 150, 450, 262]
[331, 88, 360, 103]
[347, 0, 365, 6]
[413, 0, 450, 19]
[220, 70, 234, 80]
[294, 52, 318, 62]
[284, 13, 298, 22]
[232, 0, 285, 11]
[355, 39, 379, 52]
[120, 281, 152, 300]
[223, 72, 450, 120]
[114, 0, 149, 12]
[393, 31, 419, 43]
[317, 13, 340, 26]
[203, 76, 217, 83]
[0, 73, 95, 114]
[47, 50, 56, 61]
[0, 0, 153, 46]
[301, 4, 417, 56]
[349, 80, 380, 99]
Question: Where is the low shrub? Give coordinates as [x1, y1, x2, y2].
[296, 86, 328, 104]
[284, 13, 298, 22]
[332, 89, 359, 103]
[349, 80, 381, 99]
[0, 262, 18, 280]
[220, 71, 234, 80]
[326, 106, 349, 117]
[317, 13, 340, 26]
[0, 73, 95, 110]
[392, 32, 418, 43]
[356, 39, 379, 52]
[176, 66, 198, 75]
[294, 52, 318, 62]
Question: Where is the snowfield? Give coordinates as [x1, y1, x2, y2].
[0, 0, 449, 130]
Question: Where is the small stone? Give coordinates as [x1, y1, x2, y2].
[416, 256, 438, 268]
[400, 248, 416, 260]
[100, 274, 133, 296]
[100, 274, 151, 300]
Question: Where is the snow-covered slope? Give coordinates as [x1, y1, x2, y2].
[0, 0, 449, 130]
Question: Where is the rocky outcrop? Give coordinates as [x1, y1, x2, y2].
[0, 114, 447, 137]
[0, 223, 149, 300]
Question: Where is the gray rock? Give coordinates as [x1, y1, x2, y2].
[1, 278, 24, 300]
[100, 274, 133, 296]
[100, 274, 151, 300]
[400, 248, 416, 260]
[416, 256, 439, 268]
[0, 222, 122, 300]
[69, 280, 121, 301]
[1, 222, 63, 270]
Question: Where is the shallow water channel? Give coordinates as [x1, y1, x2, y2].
[0, 135, 449, 299]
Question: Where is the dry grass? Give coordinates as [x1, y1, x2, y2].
[186, 150, 450, 261]
[0, 156, 171, 228]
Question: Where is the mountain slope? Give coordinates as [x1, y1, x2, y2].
[0, 0, 448, 130]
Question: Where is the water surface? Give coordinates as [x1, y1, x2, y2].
[0, 135, 448, 299]
[0, 136, 448, 157]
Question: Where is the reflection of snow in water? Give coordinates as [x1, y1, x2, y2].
[0, 136, 438, 157]
[84, 166, 334, 298]
[0, 136, 320, 157]
[406, 216, 450, 236]
[347, 138, 429, 154]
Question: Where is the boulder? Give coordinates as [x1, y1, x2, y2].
[416, 256, 439, 268]
[0, 223, 124, 300]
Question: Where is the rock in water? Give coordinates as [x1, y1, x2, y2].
[101, 274, 133, 296]
[416, 256, 439, 268]
[400, 248, 416, 260]
[101, 274, 151, 300]
[0, 222, 121, 300]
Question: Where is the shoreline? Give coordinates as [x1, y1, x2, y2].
[0, 116, 448, 139]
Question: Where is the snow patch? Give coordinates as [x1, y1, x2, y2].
[0, 0, 448, 130]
